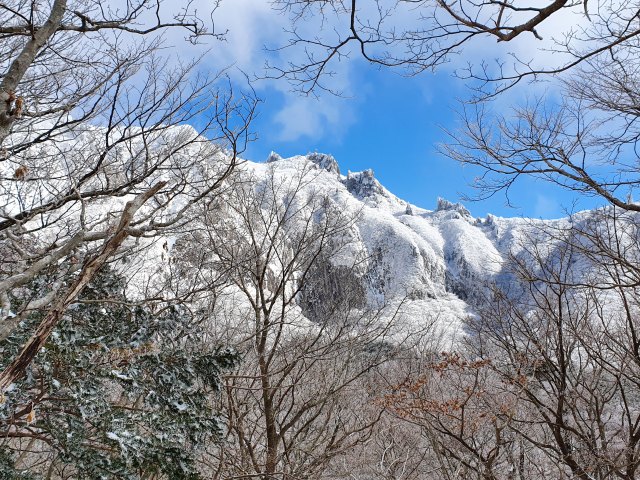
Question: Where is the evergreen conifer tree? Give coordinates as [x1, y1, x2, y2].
[0, 267, 237, 479]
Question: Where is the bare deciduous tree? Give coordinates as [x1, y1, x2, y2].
[265, 0, 639, 97]
[0, 0, 258, 392]
[169, 161, 428, 479]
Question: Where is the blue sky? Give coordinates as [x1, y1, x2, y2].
[241, 67, 603, 220]
[177, 0, 602, 219]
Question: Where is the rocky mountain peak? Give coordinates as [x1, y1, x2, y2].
[435, 197, 472, 217]
[307, 152, 341, 175]
[345, 169, 384, 199]
[266, 151, 282, 163]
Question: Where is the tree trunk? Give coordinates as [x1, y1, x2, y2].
[0, 0, 68, 145]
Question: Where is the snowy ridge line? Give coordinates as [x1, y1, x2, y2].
[254, 151, 622, 343]
[245, 152, 518, 342]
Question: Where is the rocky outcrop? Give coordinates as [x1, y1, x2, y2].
[405, 203, 413, 216]
[345, 169, 384, 199]
[435, 197, 472, 217]
[266, 151, 282, 163]
[307, 152, 341, 175]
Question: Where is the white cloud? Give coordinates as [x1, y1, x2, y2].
[155, 0, 363, 142]
[534, 194, 559, 219]
[273, 92, 358, 141]
[142, 0, 594, 142]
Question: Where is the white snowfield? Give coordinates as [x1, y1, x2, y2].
[241, 151, 568, 345]
[257, 154, 522, 281]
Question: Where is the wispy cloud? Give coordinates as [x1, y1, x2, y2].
[159, 0, 591, 144]
[534, 194, 559, 219]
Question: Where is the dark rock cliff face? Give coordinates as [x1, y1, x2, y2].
[443, 247, 486, 304]
[364, 243, 395, 299]
[444, 270, 474, 301]
[297, 256, 367, 322]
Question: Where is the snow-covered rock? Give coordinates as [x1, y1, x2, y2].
[307, 152, 340, 175]
[345, 169, 385, 199]
[240, 153, 556, 341]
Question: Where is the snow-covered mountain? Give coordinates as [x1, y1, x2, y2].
[244, 152, 560, 342]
